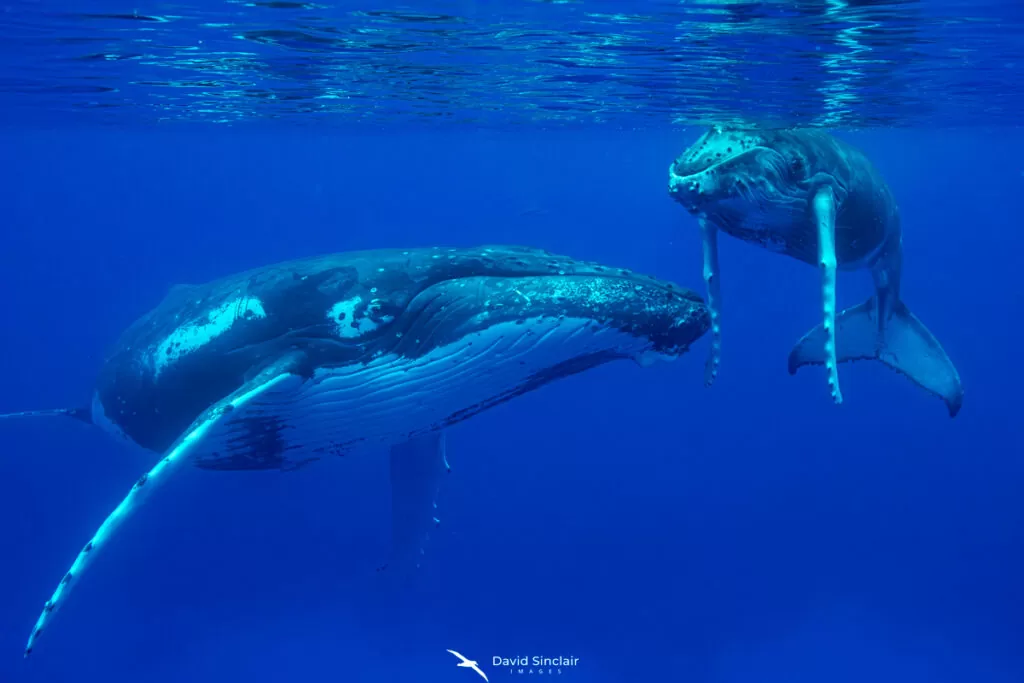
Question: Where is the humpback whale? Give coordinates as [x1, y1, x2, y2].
[667, 126, 963, 416]
[0, 244, 709, 657]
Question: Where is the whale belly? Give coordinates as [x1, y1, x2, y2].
[187, 316, 650, 469]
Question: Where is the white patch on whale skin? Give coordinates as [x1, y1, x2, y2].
[327, 296, 392, 338]
[196, 317, 654, 464]
[153, 297, 266, 377]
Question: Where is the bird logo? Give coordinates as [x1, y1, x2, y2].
[446, 649, 489, 681]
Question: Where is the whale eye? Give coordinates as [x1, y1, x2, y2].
[367, 299, 398, 322]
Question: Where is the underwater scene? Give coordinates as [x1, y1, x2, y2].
[1, 1, 1022, 681]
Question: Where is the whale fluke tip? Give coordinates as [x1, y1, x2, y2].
[789, 297, 963, 418]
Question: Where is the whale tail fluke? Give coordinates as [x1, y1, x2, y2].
[0, 407, 92, 424]
[788, 296, 964, 417]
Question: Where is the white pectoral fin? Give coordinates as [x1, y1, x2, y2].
[812, 187, 843, 404]
[699, 217, 722, 387]
[382, 431, 450, 573]
[24, 353, 306, 658]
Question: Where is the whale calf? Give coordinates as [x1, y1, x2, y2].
[0, 244, 709, 656]
[668, 125, 963, 416]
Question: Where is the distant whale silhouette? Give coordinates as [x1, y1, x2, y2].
[669, 125, 963, 417]
[1, 244, 710, 657]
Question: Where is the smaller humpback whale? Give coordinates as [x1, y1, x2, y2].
[0, 244, 709, 657]
[668, 125, 963, 416]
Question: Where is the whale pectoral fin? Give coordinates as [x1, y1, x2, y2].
[789, 297, 964, 417]
[23, 352, 307, 658]
[699, 217, 722, 386]
[0, 407, 92, 425]
[381, 431, 450, 574]
[812, 187, 843, 404]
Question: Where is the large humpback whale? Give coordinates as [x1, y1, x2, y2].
[1, 244, 709, 657]
[667, 125, 963, 416]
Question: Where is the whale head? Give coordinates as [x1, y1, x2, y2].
[377, 248, 711, 365]
[667, 126, 819, 239]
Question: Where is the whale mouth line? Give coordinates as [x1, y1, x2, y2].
[670, 145, 767, 183]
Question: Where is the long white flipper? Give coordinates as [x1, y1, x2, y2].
[0, 407, 91, 423]
[699, 216, 722, 386]
[23, 354, 305, 657]
[813, 187, 843, 404]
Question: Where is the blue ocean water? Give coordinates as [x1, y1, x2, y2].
[1, 2, 1022, 683]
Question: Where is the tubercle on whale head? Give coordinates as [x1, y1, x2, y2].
[667, 126, 812, 216]
[668, 127, 763, 213]
[383, 268, 711, 366]
[671, 126, 768, 178]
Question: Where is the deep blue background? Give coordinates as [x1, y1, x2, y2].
[0, 127, 1021, 682]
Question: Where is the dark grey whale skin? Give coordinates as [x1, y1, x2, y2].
[6, 243, 712, 660]
[669, 127, 963, 417]
[79, 244, 710, 460]
[671, 128, 898, 267]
